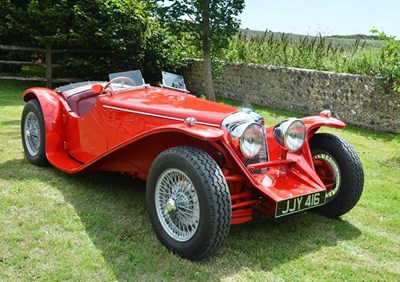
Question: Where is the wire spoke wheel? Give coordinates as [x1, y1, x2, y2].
[21, 99, 48, 166]
[310, 133, 364, 218]
[313, 153, 341, 200]
[155, 168, 200, 242]
[24, 112, 41, 156]
[146, 146, 231, 260]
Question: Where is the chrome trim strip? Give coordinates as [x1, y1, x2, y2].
[103, 105, 220, 127]
[197, 121, 220, 127]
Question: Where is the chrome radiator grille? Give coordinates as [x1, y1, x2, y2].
[243, 140, 268, 174]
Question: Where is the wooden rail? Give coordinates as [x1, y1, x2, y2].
[0, 44, 111, 88]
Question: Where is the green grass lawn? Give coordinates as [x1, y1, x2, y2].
[1, 80, 399, 281]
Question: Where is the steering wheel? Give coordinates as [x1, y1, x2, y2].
[102, 76, 137, 94]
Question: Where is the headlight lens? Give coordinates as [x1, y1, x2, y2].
[273, 118, 306, 151]
[239, 123, 264, 158]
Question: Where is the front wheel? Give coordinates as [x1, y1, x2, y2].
[310, 133, 364, 218]
[146, 146, 231, 260]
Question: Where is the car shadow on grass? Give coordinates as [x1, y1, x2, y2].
[220, 213, 361, 272]
[0, 159, 362, 280]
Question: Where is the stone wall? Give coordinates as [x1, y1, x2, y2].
[182, 60, 400, 133]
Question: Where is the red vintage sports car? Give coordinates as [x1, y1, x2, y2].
[21, 70, 364, 260]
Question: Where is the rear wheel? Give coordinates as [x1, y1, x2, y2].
[21, 99, 48, 166]
[146, 146, 231, 260]
[310, 133, 363, 218]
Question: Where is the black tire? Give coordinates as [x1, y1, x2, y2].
[310, 133, 364, 218]
[146, 146, 231, 260]
[21, 99, 48, 166]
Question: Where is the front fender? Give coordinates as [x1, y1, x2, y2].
[292, 114, 346, 171]
[144, 123, 224, 140]
[22, 88, 65, 161]
[301, 114, 346, 139]
[51, 122, 226, 175]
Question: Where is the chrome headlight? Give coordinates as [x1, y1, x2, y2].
[222, 110, 265, 158]
[230, 123, 264, 158]
[273, 118, 306, 151]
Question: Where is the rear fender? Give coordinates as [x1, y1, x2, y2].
[22, 88, 65, 160]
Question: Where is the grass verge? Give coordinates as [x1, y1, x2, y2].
[1, 80, 399, 281]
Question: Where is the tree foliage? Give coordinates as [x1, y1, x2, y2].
[0, 0, 189, 81]
[371, 29, 400, 93]
[157, 0, 244, 55]
[156, 0, 245, 100]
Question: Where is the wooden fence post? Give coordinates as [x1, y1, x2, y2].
[1, 44, 110, 85]
[45, 43, 52, 88]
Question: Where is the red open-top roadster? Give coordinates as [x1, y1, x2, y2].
[21, 70, 364, 260]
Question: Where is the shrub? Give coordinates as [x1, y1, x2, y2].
[371, 29, 400, 93]
[0, 0, 189, 81]
[219, 31, 381, 76]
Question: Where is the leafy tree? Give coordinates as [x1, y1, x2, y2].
[157, 0, 245, 100]
[0, 0, 189, 81]
[371, 29, 400, 94]
[0, 1, 33, 72]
